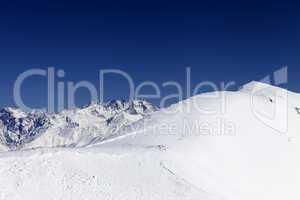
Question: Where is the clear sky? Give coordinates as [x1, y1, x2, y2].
[0, 0, 299, 109]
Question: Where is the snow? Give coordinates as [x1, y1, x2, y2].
[0, 148, 209, 200]
[0, 81, 299, 200]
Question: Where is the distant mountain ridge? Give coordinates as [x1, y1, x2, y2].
[0, 100, 157, 151]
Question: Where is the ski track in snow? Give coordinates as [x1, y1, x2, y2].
[0, 147, 212, 200]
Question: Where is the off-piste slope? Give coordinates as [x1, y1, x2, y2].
[0, 81, 299, 200]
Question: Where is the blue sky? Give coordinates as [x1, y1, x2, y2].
[0, 0, 299, 109]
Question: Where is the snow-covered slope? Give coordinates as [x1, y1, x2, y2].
[0, 82, 299, 200]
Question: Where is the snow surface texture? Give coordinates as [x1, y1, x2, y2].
[0, 81, 299, 200]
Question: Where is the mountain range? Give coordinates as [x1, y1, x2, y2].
[0, 100, 157, 151]
[0, 82, 299, 200]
